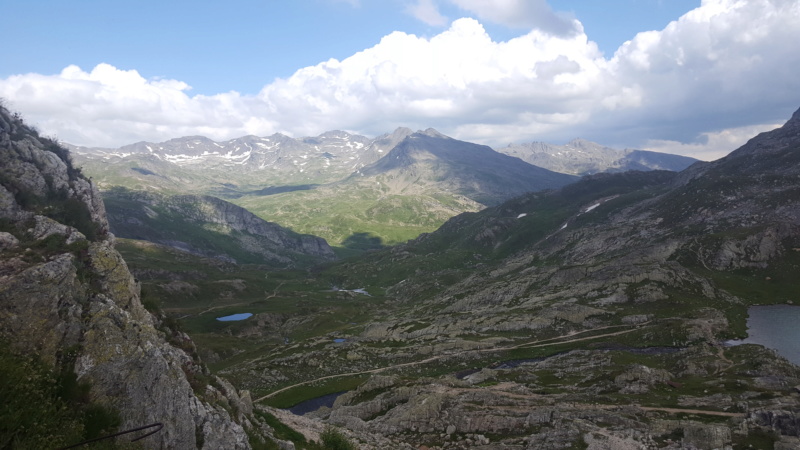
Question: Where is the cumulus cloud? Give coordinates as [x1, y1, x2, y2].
[0, 64, 277, 147]
[643, 122, 783, 161]
[1, 0, 799, 160]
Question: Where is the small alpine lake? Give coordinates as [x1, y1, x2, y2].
[216, 313, 253, 322]
[726, 304, 800, 365]
[288, 391, 347, 415]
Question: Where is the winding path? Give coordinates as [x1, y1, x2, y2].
[254, 323, 651, 402]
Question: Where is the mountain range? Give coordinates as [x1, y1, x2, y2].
[67, 127, 408, 193]
[498, 138, 698, 175]
[70, 128, 694, 249]
[69, 129, 695, 194]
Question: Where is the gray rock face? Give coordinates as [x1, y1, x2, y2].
[0, 105, 253, 448]
[0, 110, 109, 236]
[0, 231, 18, 250]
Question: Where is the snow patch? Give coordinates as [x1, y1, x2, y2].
[585, 203, 601, 213]
[165, 154, 203, 162]
[517, 213, 527, 219]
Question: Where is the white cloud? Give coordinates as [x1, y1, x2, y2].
[446, 0, 579, 36]
[1, 0, 799, 161]
[406, 0, 448, 26]
[643, 122, 783, 161]
[0, 64, 278, 147]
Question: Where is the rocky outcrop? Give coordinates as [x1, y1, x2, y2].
[0, 105, 255, 448]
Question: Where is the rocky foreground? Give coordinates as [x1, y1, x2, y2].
[0, 105, 277, 448]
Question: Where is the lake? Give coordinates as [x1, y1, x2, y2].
[216, 313, 253, 322]
[726, 305, 800, 365]
[288, 391, 347, 415]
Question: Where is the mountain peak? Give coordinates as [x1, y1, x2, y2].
[418, 128, 449, 139]
[391, 127, 414, 138]
[566, 138, 592, 146]
[317, 130, 351, 139]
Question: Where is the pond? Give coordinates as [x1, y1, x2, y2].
[288, 391, 348, 415]
[216, 313, 253, 322]
[726, 305, 800, 365]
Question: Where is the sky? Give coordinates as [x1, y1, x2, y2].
[1, 0, 799, 161]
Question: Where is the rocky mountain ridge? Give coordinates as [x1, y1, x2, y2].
[70, 127, 692, 250]
[498, 138, 699, 176]
[0, 105, 263, 448]
[69, 129, 695, 196]
[67, 127, 413, 192]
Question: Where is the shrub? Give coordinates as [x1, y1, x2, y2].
[320, 426, 356, 450]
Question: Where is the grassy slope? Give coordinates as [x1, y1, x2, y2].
[116, 239, 390, 369]
[232, 178, 481, 250]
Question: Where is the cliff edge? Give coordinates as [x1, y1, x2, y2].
[0, 105, 253, 448]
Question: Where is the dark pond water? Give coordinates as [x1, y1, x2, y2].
[288, 391, 347, 415]
[726, 305, 800, 365]
[333, 338, 347, 343]
[216, 313, 253, 321]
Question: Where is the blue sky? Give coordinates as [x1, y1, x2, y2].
[2, 0, 799, 160]
[4, 0, 698, 95]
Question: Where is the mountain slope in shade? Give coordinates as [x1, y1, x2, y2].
[357, 129, 578, 206]
[103, 188, 336, 266]
[498, 138, 698, 176]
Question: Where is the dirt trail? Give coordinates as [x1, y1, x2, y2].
[637, 406, 742, 417]
[169, 281, 287, 318]
[254, 323, 650, 403]
[440, 397, 743, 418]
